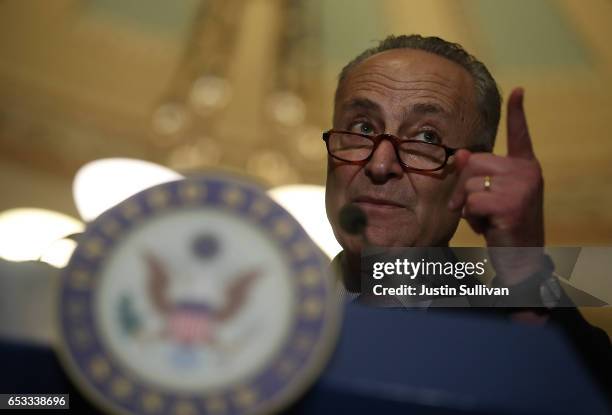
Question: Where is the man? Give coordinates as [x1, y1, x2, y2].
[324, 34, 611, 395]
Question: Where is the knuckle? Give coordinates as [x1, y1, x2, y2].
[469, 153, 495, 169]
[466, 193, 479, 210]
[496, 216, 518, 231]
[517, 194, 530, 211]
[527, 159, 543, 178]
[525, 174, 543, 194]
[466, 177, 479, 191]
[470, 153, 488, 163]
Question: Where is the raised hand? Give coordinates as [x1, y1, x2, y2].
[448, 88, 546, 284]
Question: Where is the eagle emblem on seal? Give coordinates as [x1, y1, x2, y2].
[118, 234, 261, 355]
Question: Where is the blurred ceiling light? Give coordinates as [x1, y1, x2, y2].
[247, 150, 299, 186]
[40, 238, 78, 268]
[0, 208, 84, 265]
[189, 76, 232, 115]
[167, 144, 203, 170]
[73, 158, 184, 221]
[168, 137, 222, 170]
[152, 102, 188, 136]
[268, 185, 341, 259]
[267, 92, 306, 127]
[296, 125, 326, 161]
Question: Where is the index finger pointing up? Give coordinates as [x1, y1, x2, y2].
[506, 87, 535, 159]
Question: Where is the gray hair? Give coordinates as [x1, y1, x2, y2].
[337, 34, 501, 151]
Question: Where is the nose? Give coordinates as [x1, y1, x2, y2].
[364, 138, 404, 183]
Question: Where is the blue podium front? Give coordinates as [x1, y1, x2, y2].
[295, 302, 610, 415]
[0, 302, 609, 414]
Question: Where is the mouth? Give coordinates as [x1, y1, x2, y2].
[352, 196, 405, 209]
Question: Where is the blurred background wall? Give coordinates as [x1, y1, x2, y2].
[1, 0, 611, 245]
[0, 0, 611, 335]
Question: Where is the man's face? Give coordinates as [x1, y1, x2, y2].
[326, 48, 481, 254]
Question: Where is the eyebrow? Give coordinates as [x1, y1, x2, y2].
[342, 98, 450, 118]
[406, 102, 449, 117]
[341, 98, 381, 114]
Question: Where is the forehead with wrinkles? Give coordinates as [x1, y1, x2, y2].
[334, 48, 478, 129]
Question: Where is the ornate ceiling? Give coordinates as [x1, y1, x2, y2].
[0, 0, 611, 245]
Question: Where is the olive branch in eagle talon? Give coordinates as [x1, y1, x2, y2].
[118, 252, 261, 346]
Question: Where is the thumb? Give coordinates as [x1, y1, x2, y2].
[448, 149, 472, 211]
[454, 149, 471, 173]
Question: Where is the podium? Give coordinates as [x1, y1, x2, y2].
[293, 302, 610, 414]
[1, 302, 610, 414]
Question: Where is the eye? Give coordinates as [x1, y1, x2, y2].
[349, 121, 375, 135]
[414, 130, 440, 144]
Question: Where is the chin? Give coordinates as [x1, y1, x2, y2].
[365, 228, 418, 248]
[335, 224, 419, 250]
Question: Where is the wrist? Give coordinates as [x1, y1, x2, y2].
[492, 254, 554, 288]
[492, 255, 563, 309]
[491, 249, 550, 286]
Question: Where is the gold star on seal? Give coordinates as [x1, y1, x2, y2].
[71, 327, 92, 349]
[204, 396, 227, 414]
[173, 400, 197, 415]
[121, 200, 141, 219]
[301, 297, 323, 320]
[249, 198, 271, 218]
[70, 270, 91, 290]
[89, 356, 111, 381]
[100, 218, 121, 238]
[179, 182, 206, 202]
[147, 189, 170, 209]
[299, 267, 320, 287]
[222, 188, 245, 207]
[233, 387, 257, 408]
[291, 240, 312, 261]
[111, 377, 133, 399]
[141, 392, 164, 413]
[83, 238, 104, 259]
[273, 219, 294, 239]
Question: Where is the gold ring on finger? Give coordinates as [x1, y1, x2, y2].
[483, 175, 492, 192]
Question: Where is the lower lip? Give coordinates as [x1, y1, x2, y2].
[353, 201, 404, 211]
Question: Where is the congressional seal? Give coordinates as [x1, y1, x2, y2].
[56, 174, 340, 415]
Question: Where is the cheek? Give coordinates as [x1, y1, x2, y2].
[414, 171, 457, 203]
[325, 162, 353, 220]
[412, 175, 458, 220]
[412, 175, 461, 241]
[326, 162, 360, 199]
